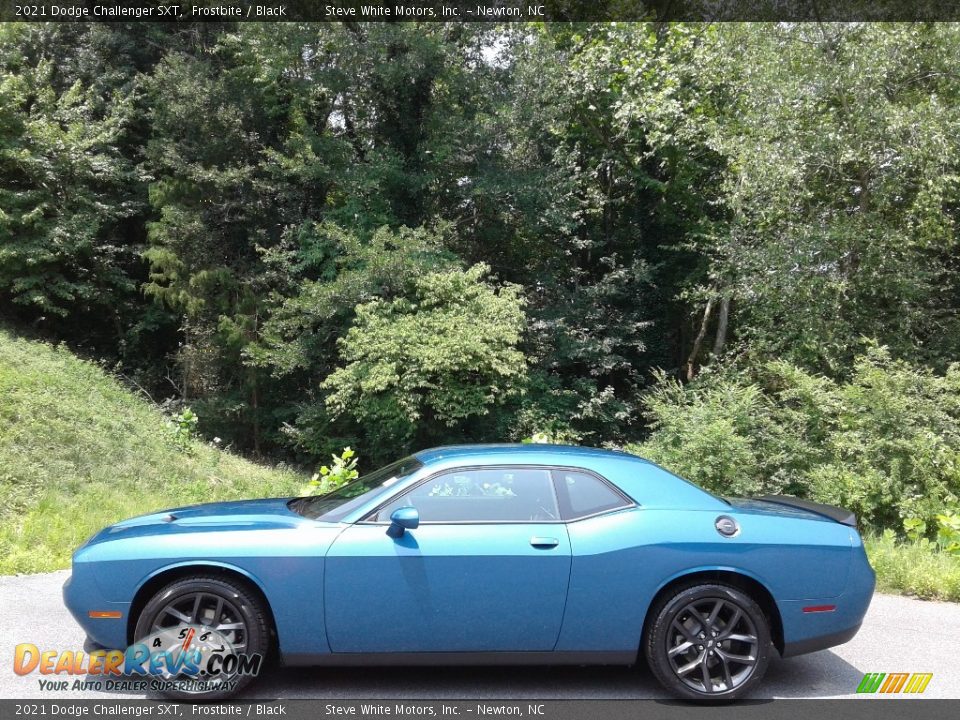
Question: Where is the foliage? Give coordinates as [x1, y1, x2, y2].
[522, 430, 579, 445]
[632, 346, 960, 532]
[0, 52, 143, 319]
[630, 365, 825, 498]
[170, 407, 199, 451]
[302, 447, 359, 497]
[250, 223, 458, 376]
[322, 264, 528, 459]
[936, 513, 960, 555]
[903, 511, 960, 555]
[903, 516, 927, 543]
[702, 24, 960, 374]
[866, 531, 960, 602]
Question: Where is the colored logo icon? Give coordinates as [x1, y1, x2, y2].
[856, 672, 933, 694]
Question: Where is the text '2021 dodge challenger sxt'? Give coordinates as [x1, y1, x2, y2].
[64, 444, 874, 701]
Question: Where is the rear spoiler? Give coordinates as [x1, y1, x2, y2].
[758, 495, 857, 527]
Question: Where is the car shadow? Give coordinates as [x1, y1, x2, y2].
[229, 650, 865, 700]
[762, 650, 865, 698]
[71, 633, 865, 701]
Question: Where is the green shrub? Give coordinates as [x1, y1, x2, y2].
[809, 349, 960, 531]
[865, 531, 960, 601]
[171, 407, 199, 450]
[935, 512, 960, 554]
[301, 447, 359, 496]
[629, 345, 960, 533]
[902, 511, 960, 554]
[322, 263, 527, 457]
[628, 364, 829, 499]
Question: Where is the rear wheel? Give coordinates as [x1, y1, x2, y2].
[644, 583, 771, 701]
[133, 576, 269, 700]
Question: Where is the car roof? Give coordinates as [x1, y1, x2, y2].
[413, 443, 649, 466]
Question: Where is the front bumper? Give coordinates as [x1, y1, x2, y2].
[62, 570, 130, 650]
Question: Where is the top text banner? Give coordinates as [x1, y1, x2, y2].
[5, 1, 960, 23]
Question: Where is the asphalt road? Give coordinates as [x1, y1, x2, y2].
[1, 571, 957, 700]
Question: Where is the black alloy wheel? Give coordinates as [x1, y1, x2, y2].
[644, 583, 771, 701]
[133, 575, 270, 700]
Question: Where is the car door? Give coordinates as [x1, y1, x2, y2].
[324, 465, 572, 653]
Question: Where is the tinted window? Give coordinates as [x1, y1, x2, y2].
[554, 469, 630, 520]
[375, 467, 560, 523]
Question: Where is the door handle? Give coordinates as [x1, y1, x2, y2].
[530, 536, 559, 548]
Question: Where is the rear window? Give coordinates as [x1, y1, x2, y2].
[553, 469, 632, 520]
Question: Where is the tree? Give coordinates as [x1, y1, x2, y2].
[322, 263, 527, 459]
[701, 24, 960, 374]
[4, 20, 960, 478]
[0, 35, 143, 327]
[477, 24, 724, 440]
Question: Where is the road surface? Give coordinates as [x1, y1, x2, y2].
[1, 571, 956, 699]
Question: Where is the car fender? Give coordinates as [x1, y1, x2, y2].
[651, 563, 775, 601]
[132, 558, 272, 603]
[644, 564, 783, 637]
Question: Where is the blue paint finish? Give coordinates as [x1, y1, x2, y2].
[324, 522, 571, 652]
[555, 504, 853, 653]
[63, 444, 874, 673]
[778, 530, 875, 651]
[69, 498, 344, 658]
[62, 568, 130, 649]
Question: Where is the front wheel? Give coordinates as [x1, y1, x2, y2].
[644, 583, 771, 701]
[133, 575, 270, 700]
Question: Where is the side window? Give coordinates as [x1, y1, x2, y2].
[553, 469, 631, 520]
[374, 467, 560, 523]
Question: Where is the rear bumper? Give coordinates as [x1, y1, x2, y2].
[778, 540, 875, 658]
[782, 622, 862, 658]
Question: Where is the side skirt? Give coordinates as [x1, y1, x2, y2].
[282, 650, 637, 668]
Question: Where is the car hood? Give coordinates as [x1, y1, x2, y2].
[83, 497, 309, 546]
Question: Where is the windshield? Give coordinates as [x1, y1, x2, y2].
[290, 457, 423, 522]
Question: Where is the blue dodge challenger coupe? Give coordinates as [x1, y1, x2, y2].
[64, 444, 874, 700]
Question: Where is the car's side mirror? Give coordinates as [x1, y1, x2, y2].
[386, 506, 419, 539]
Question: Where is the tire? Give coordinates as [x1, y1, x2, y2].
[133, 575, 270, 700]
[644, 583, 771, 701]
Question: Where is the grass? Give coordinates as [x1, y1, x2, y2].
[864, 532, 960, 602]
[0, 330, 306, 574]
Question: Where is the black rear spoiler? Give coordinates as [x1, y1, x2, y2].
[758, 495, 857, 528]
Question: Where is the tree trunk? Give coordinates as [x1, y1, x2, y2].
[251, 374, 261, 458]
[686, 296, 714, 381]
[712, 295, 731, 357]
[182, 318, 190, 403]
[250, 309, 261, 457]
